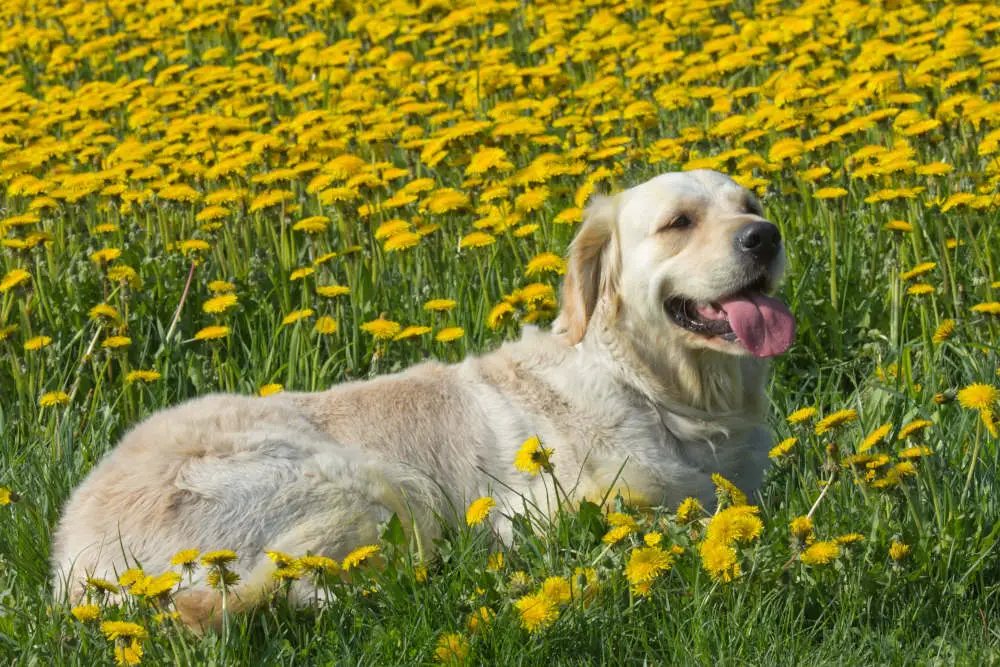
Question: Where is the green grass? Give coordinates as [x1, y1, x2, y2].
[3, 0, 1000, 663]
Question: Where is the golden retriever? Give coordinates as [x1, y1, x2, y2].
[51, 169, 794, 627]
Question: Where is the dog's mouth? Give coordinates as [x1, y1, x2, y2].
[664, 277, 796, 358]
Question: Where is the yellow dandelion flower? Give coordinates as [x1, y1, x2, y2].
[39, 391, 70, 407]
[815, 409, 858, 435]
[317, 285, 351, 298]
[800, 541, 840, 565]
[194, 325, 230, 341]
[195, 205, 231, 222]
[206, 568, 240, 590]
[374, 220, 411, 240]
[343, 544, 380, 571]
[179, 239, 211, 255]
[90, 248, 122, 265]
[514, 591, 558, 632]
[834, 533, 865, 545]
[813, 187, 848, 199]
[889, 541, 911, 561]
[644, 531, 663, 547]
[424, 299, 457, 312]
[0, 269, 31, 292]
[898, 419, 932, 440]
[106, 265, 140, 288]
[467, 606, 495, 633]
[541, 576, 572, 604]
[24, 336, 52, 351]
[553, 207, 583, 225]
[675, 497, 703, 524]
[907, 283, 934, 296]
[435, 327, 464, 342]
[282, 308, 314, 325]
[859, 423, 891, 452]
[705, 505, 763, 546]
[200, 549, 238, 567]
[466, 147, 513, 176]
[971, 302, 1000, 315]
[203, 294, 238, 314]
[789, 516, 814, 541]
[71, 604, 100, 623]
[142, 571, 181, 599]
[625, 546, 674, 586]
[384, 231, 421, 252]
[515, 187, 550, 213]
[258, 383, 284, 397]
[158, 184, 202, 202]
[899, 262, 936, 281]
[608, 512, 639, 530]
[524, 252, 567, 277]
[101, 336, 131, 349]
[100, 620, 148, 641]
[883, 220, 913, 232]
[292, 216, 329, 233]
[957, 383, 998, 411]
[298, 555, 340, 575]
[786, 407, 818, 424]
[466, 497, 496, 526]
[487, 553, 504, 571]
[315, 316, 338, 335]
[433, 632, 470, 663]
[932, 319, 955, 343]
[290, 267, 315, 281]
[698, 539, 740, 582]
[982, 409, 998, 438]
[898, 446, 933, 459]
[126, 370, 161, 384]
[711, 473, 747, 506]
[88, 304, 121, 322]
[602, 525, 635, 545]
[769, 436, 798, 459]
[487, 302, 515, 330]
[114, 640, 143, 666]
[86, 577, 119, 595]
[514, 436, 552, 476]
[207, 280, 236, 293]
[393, 325, 433, 341]
[459, 232, 496, 249]
[170, 549, 200, 567]
[360, 318, 401, 340]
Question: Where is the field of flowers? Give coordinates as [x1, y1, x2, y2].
[2, 0, 1000, 663]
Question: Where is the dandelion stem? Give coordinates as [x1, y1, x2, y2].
[165, 261, 197, 344]
[960, 420, 983, 504]
[806, 473, 835, 519]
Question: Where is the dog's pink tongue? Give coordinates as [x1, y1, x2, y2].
[719, 292, 796, 358]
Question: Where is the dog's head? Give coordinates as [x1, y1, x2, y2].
[557, 169, 795, 360]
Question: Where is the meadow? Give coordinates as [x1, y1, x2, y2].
[2, 0, 1000, 663]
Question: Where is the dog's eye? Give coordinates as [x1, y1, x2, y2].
[670, 214, 693, 230]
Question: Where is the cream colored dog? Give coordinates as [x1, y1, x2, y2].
[51, 169, 794, 627]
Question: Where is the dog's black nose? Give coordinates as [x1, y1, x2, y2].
[736, 222, 781, 263]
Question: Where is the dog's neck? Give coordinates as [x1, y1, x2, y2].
[580, 299, 768, 423]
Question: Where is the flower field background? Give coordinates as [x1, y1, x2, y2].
[2, 0, 1000, 663]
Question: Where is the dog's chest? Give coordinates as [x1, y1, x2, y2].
[574, 413, 771, 509]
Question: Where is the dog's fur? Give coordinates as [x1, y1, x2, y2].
[51, 170, 787, 628]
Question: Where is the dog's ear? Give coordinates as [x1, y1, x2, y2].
[555, 195, 620, 345]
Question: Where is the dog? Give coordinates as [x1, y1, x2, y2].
[51, 169, 794, 628]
